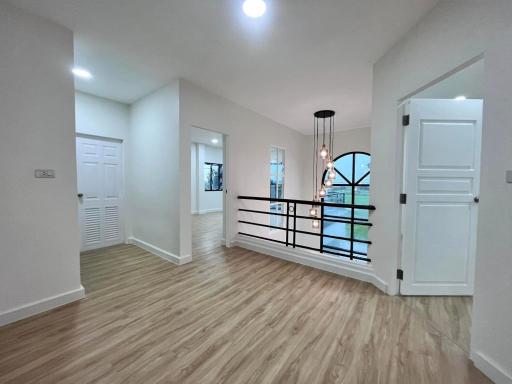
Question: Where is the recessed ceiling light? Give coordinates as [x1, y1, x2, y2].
[243, 0, 266, 18]
[455, 95, 467, 100]
[211, 139, 219, 144]
[72, 67, 93, 80]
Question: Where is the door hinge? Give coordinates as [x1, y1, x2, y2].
[400, 193, 407, 204]
[397, 269, 404, 280]
[402, 115, 410, 126]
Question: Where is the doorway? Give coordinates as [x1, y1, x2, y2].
[398, 58, 484, 353]
[190, 127, 225, 254]
[76, 135, 124, 251]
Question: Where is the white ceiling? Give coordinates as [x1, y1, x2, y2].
[8, 0, 438, 133]
[190, 127, 224, 148]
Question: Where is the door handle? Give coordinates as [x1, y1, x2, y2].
[77, 193, 84, 198]
[473, 196, 480, 203]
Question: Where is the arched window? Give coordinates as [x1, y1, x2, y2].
[322, 152, 371, 260]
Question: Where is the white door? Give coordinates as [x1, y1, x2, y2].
[400, 99, 483, 295]
[76, 136, 124, 251]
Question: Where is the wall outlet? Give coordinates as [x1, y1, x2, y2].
[35, 169, 55, 178]
[506, 170, 512, 183]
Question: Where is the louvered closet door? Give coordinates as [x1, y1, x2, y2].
[76, 137, 124, 251]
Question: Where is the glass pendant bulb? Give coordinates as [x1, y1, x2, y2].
[319, 185, 326, 198]
[325, 179, 333, 188]
[312, 219, 320, 229]
[319, 145, 328, 159]
[309, 207, 317, 217]
[328, 170, 336, 180]
[326, 159, 334, 169]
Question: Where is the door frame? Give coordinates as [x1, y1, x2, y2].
[395, 56, 485, 296]
[76, 133, 126, 251]
[188, 126, 229, 248]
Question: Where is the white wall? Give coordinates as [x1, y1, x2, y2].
[179, 79, 307, 257]
[191, 143, 224, 214]
[371, 1, 512, 382]
[75, 91, 130, 141]
[127, 82, 183, 262]
[0, 3, 83, 324]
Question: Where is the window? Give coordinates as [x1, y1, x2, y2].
[204, 162, 223, 191]
[322, 152, 371, 258]
[270, 147, 285, 227]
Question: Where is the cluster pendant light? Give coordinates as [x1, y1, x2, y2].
[310, 110, 335, 228]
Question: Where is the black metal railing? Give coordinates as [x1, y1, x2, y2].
[238, 195, 376, 262]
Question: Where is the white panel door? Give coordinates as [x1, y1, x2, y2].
[76, 137, 124, 251]
[401, 99, 483, 295]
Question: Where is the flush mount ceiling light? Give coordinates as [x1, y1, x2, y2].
[243, 0, 266, 18]
[211, 139, 219, 144]
[455, 95, 467, 100]
[72, 67, 93, 80]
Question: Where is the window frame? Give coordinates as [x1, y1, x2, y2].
[321, 151, 371, 259]
[204, 162, 223, 192]
[269, 147, 285, 228]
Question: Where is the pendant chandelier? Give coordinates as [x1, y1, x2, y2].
[310, 110, 335, 227]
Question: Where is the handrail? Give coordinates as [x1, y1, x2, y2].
[238, 195, 375, 210]
[237, 195, 375, 262]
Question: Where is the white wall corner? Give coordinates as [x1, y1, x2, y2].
[127, 237, 192, 265]
[0, 286, 85, 327]
[234, 235, 388, 293]
[471, 351, 512, 384]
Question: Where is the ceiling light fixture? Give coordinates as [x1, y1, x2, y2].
[211, 139, 219, 144]
[455, 95, 467, 100]
[243, 0, 266, 18]
[72, 67, 93, 80]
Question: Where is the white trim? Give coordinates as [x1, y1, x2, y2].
[0, 286, 85, 327]
[127, 237, 192, 265]
[234, 235, 388, 293]
[194, 208, 223, 215]
[471, 351, 512, 384]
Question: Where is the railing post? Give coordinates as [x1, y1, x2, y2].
[320, 203, 324, 254]
[350, 206, 354, 260]
[285, 202, 290, 247]
[293, 202, 297, 248]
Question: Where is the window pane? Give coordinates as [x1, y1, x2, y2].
[334, 154, 353, 182]
[270, 203, 284, 227]
[324, 186, 352, 218]
[355, 153, 371, 183]
[204, 164, 211, 190]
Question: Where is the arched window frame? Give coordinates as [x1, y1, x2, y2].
[321, 151, 371, 261]
[322, 151, 371, 200]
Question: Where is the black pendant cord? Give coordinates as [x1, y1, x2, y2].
[332, 115, 335, 154]
[322, 117, 326, 148]
[313, 116, 317, 200]
[329, 116, 332, 157]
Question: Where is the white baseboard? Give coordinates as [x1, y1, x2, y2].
[471, 351, 512, 384]
[234, 235, 388, 293]
[0, 286, 85, 327]
[127, 237, 192, 265]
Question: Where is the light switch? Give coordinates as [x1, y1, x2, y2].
[506, 170, 512, 183]
[35, 169, 55, 178]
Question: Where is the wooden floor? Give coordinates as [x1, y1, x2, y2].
[0, 213, 490, 384]
[400, 295, 473, 353]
